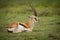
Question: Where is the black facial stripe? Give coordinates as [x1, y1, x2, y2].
[34, 18, 37, 21]
[19, 23, 27, 28]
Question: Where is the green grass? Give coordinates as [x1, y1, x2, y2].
[0, 0, 60, 40]
[0, 13, 60, 40]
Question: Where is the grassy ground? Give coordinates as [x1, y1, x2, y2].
[0, 13, 60, 40]
[0, 0, 60, 40]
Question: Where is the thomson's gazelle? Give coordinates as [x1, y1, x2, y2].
[7, 15, 38, 33]
[7, 5, 38, 33]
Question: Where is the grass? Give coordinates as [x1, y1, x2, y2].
[0, 13, 60, 40]
[0, 0, 60, 40]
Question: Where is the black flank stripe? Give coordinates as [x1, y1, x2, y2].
[19, 23, 27, 28]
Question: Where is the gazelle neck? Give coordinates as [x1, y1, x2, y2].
[26, 18, 35, 30]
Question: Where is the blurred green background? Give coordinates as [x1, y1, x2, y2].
[0, 0, 60, 40]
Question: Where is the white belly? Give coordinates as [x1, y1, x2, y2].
[17, 25, 26, 30]
[15, 25, 32, 33]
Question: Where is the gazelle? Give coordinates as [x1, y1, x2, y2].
[7, 5, 39, 33]
[7, 15, 38, 33]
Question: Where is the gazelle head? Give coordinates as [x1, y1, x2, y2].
[29, 15, 38, 23]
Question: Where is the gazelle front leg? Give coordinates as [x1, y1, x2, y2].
[24, 28, 33, 32]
